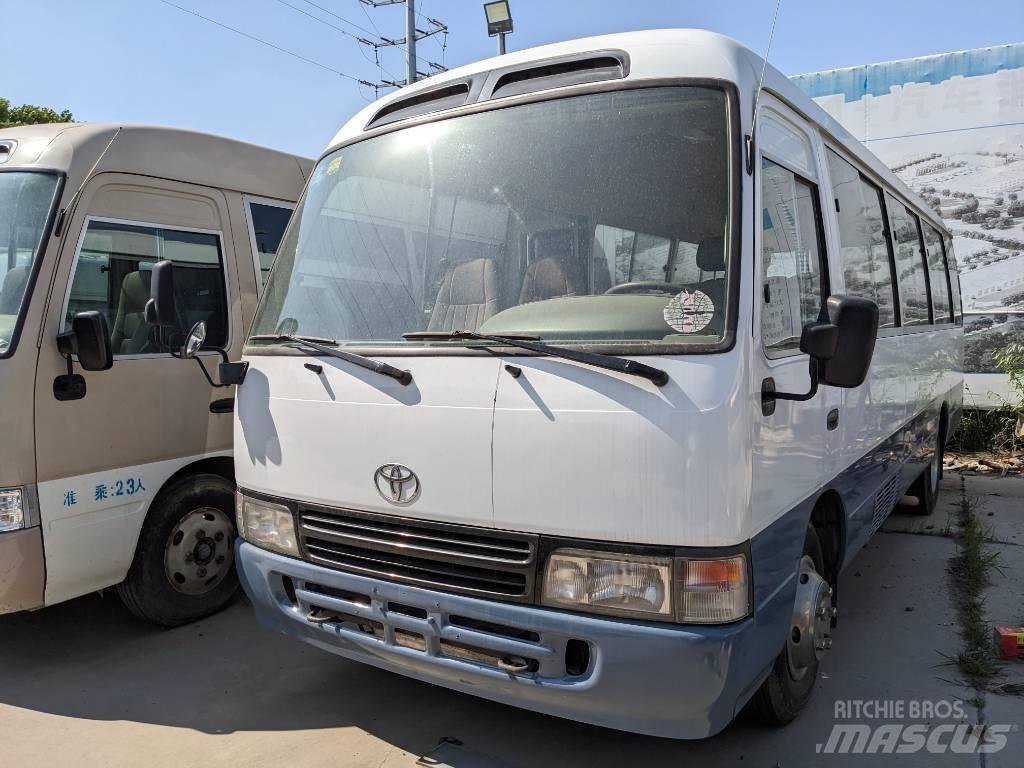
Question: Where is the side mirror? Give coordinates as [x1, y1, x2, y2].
[144, 260, 176, 327]
[762, 294, 879, 414]
[820, 295, 879, 388]
[56, 311, 113, 371]
[182, 321, 207, 360]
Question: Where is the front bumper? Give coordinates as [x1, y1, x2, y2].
[238, 542, 767, 739]
[0, 526, 46, 614]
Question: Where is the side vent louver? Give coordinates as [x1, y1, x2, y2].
[365, 82, 471, 131]
[488, 53, 627, 100]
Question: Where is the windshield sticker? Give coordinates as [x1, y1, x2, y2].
[663, 289, 714, 334]
[326, 156, 343, 176]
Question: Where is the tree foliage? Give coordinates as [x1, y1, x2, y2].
[0, 97, 74, 128]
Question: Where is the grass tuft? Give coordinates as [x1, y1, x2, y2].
[948, 477, 1004, 688]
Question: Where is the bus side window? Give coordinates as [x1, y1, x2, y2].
[923, 223, 952, 323]
[944, 235, 963, 325]
[759, 158, 828, 355]
[246, 201, 294, 288]
[64, 219, 228, 355]
[825, 149, 898, 329]
[885, 194, 931, 327]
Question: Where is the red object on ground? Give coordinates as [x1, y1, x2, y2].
[994, 627, 1024, 660]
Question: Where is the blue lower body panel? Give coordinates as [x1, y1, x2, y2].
[237, 542, 763, 739]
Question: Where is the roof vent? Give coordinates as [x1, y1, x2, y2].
[0, 140, 15, 164]
[488, 52, 628, 100]
[366, 81, 471, 131]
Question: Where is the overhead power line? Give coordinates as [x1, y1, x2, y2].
[153, 0, 377, 89]
[273, 0, 398, 80]
[359, 0, 448, 94]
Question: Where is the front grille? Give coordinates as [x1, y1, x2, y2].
[297, 504, 538, 602]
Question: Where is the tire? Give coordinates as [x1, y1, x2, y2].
[750, 525, 828, 726]
[904, 421, 943, 516]
[117, 473, 239, 627]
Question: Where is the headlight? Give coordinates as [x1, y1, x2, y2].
[0, 488, 27, 532]
[236, 491, 299, 557]
[542, 548, 750, 624]
[542, 549, 673, 619]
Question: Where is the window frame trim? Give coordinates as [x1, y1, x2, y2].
[242, 195, 297, 295]
[59, 214, 232, 360]
[884, 190, 934, 329]
[758, 158, 832, 360]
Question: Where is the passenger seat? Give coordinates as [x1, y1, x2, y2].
[427, 258, 499, 332]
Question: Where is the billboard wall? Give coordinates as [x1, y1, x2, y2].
[793, 44, 1024, 407]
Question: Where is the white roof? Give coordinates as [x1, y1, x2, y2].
[325, 28, 944, 231]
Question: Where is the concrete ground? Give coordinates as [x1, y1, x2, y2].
[1, 475, 1021, 767]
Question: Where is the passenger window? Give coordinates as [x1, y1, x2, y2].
[945, 235, 963, 324]
[760, 159, 828, 353]
[885, 195, 930, 326]
[65, 220, 228, 354]
[922, 224, 952, 323]
[247, 201, 293, 287]
[825, 150, 898, 328]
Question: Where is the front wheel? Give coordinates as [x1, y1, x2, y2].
[750, 525, 833, 726]
[117, 473, 239, 627]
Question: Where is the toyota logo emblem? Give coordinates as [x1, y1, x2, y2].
[374, 464, 421, 505]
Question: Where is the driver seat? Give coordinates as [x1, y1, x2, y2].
[0, 266, 29, 314]
[110, 270, 156, 354]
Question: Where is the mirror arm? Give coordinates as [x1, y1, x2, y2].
[192, 346, 242, 388]
[761, 358, 821, 416]
[193, 356, 230, 391]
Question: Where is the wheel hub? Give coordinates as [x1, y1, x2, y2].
[787, 555, 835, 681]
[164, 507, 234, 596]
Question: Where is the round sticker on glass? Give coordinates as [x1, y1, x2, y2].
[663, 289, 715, 334]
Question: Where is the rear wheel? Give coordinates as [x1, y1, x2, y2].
[751, 525, 833, 726]
[117, 474, 239, 627]
[904, 421, 943, 516]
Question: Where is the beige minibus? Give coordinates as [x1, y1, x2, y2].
[0, 123, 311, 625]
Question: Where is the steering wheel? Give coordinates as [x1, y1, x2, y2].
[604, 281, 677, 296]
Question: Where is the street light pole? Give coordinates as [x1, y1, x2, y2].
[498, 32, 506, 55]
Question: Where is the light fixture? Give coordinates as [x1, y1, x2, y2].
[483, 1, 513, 54]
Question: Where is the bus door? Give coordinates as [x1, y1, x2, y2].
[32, 174, 243, 605]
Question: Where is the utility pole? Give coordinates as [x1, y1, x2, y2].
[360, 0, 448, 94]
[405, 0, 417, 86]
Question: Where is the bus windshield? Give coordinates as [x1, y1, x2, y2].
[252, 86, 732, 350]
[0, 171, 60, 356]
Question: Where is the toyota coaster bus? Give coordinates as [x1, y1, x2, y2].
[151, 30, 962, 737]
[0, 123, 311, 626]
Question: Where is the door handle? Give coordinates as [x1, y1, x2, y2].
[209, 398, 234, 414]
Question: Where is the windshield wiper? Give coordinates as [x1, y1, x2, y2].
[402, 331, 668, 387]
[249, 334, 412, 386]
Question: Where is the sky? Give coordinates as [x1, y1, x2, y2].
[5, 0, 1022, 159]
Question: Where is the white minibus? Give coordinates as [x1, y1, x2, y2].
[0, 123, 311, 626]
[153, 30, 963, 737]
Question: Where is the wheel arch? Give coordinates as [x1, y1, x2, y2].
[809, 489, 845, 584]
[132, 455, 236, 554]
